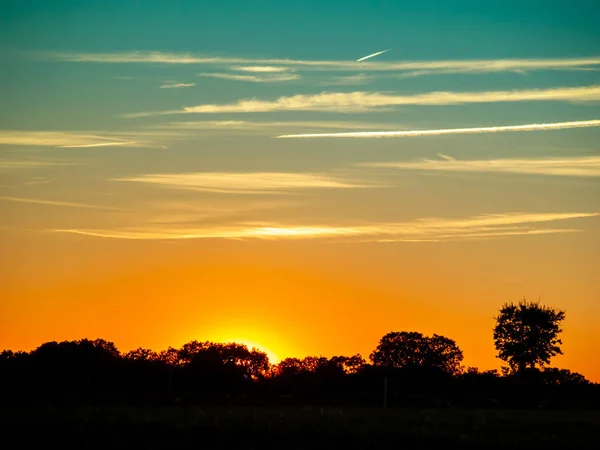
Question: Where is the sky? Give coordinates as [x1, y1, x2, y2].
[1, 0, 599, 379]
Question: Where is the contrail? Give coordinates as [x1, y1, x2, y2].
[276, 119, 600, 139]
[357, 49, 391, 62]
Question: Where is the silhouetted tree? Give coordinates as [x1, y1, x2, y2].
[370, 331, 464, 374]
[542, 368, 589, 386]
[275, 357, 306, 377]
[24, 339, 123, 401]
[124, 347, 159, 361]
[271, 355, 367, 404]
[462, 367, 500, 378]
[157, 347, 181, 366]
[121, 347, 169, 397]
[330, 354, 366, 374]
[275, 355, 365, 378]
[244, 348, 271, 380]
[493, 299, 565, 373]
[1, 331, 598, 410]
[175, 340, 270, 392]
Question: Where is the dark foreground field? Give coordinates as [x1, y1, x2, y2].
[2, 406, 599, 449]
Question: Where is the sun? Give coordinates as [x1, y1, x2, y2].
[198, 324, 287, 365]
[227, 338, 280, 364]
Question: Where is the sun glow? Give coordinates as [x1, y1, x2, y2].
[223, 338, 281, 364]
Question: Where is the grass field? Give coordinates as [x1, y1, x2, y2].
[2, 406, 599, 449]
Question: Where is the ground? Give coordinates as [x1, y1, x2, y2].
[2, 406, 599, 449]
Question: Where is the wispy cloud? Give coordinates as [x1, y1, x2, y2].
[357, 49, 391, 62]
[199, 72, 299, 83]
[0, 160, 79, 170]
[128, 86, 600, 117]
[231, 66, 290, 73]
[0, 131, 155, 148]
[52, 212, 598, 241]
[113, 172, 371, 194]
[59, 142, 140, 148]
[378, 228, 579, 243]
[359, 155, 600, 177]
[158, 120, 404, 131]
[159, 82, 195, 88]
[365, 212, 598, 243]
[53, 225, 359, 240]
[396, 67, 529, 79]
[23, 178, 52, 186]
[276, 119, 600, 138]
[0, 196, 120, 210]
[47, 51, 600, 75]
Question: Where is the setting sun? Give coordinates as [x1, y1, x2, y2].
[223, 338, 280, 364]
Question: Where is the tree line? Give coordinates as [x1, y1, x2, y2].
[1, 299, 597, 408]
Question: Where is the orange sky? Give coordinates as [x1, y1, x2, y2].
[2, 232, 598, 381]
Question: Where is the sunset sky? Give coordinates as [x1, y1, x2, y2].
[1, 0, 599, 380]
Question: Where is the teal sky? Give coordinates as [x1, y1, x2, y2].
[2, 0, 600, 130]
[1, 1, 599, 378]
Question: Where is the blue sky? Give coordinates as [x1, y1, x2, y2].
[2, 1, 599, 56]
[2, 0, 600, 127]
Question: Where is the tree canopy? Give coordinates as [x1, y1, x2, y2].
[369, 331, 464, 374]
[493, 299, 565, 372]
[0, 300, 595, 410]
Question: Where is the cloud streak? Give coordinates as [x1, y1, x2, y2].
[360, 155, 600, 177]
[0, 160, 79, 170]
[159, 82, 195, 88]
[52, 212, 598, 241]
[199, 73, 299, 83]
[0, 196, 120, 210]
[47, 51, 600, 75]
[276, 119, 600, 138]
[128, 86, 600, 117]
[357, 49, 391, 62]
[158, 120, 404, 131]
[114, 172, 371, 194]
[231, 66, 290, 73]
[0, 131, 155, 148]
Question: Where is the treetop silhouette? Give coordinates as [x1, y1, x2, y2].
[493, 299, 565, 373]
[370, 331, 464, 375]
[0, 300, 595, 409]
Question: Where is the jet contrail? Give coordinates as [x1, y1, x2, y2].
[276, 119, 600, 139]
[357, 49, 391, 62]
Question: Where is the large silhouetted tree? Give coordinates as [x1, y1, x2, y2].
[493, 299, 565, 373]
[177, 341, 270, 382]
[370, 331, 464, 374]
